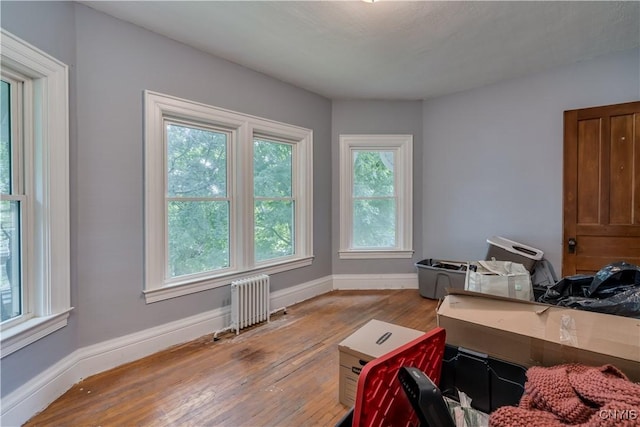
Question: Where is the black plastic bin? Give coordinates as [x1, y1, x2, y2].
[440, 345, 526, 414]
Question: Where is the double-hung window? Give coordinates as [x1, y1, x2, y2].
[144, 91, 313, 303]
[339, 134, 413, 259]
[0, 29, 71, 357]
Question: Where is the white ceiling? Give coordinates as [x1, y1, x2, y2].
[82, 1, 640, 100]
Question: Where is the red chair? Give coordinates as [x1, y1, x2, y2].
[351, 327, 447, 427]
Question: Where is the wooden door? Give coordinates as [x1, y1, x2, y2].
[563, 101, 640, 276]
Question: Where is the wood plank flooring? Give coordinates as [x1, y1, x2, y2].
[24, 289, 439, 427]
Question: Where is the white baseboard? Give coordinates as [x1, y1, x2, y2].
[271, 275, 334, 309]
[1, 273, 412, 426]
[333, 273, 418, 290]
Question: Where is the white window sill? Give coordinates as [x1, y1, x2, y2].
[339, 250, 414, 260]
[143, 256, 314, 303]
[0, 308, 73, 358]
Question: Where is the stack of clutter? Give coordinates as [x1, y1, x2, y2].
[415, 236, 557, 301]
[417, 236, 640, 317]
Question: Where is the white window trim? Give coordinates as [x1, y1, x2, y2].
[0, 29, 71, 357]
[339, 134, 413, 260]
[144, 91, 313, 303]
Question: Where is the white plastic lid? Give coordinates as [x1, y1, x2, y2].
[486, 236, 543, 260]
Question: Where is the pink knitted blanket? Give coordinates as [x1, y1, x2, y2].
[489, 364, 640, 426]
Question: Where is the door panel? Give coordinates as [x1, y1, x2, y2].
[563, 101, 640, 276]
[577, 235, 640, 258]
[576, 119, 601, 225]
[609, 114, 634, 224]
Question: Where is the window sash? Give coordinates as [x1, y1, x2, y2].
[351, 196, 398, 249]
[1, 72, 28, 328]
[352, 150, 395, 198]
[253, 137, 296, 264]
[163, 119, 234, 282]
[350, 148, 398, 250]
[164, 119, 231, 199]
[1, 73, 25, 198]
[0, 197, 27, 328]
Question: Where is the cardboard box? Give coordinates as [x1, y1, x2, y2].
[437, 291, 640, 382]
[338, 319, 424, 407]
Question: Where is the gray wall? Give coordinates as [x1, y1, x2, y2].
[1, 2, 332, 397]
[422, 48, 640, 272]
[331, 101, 424, 274]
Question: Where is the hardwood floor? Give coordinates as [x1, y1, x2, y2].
[24, 290, 439, 427]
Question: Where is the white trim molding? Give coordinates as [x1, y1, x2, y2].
[0, 29, 72, 356]
[143, 256, 314, 304]
[332, 273, 418, 290]
[0, 309, 72, 358]
[144, 90, 314, 303]
[338, 134, 413, 259]
[338, 250, 414, 259]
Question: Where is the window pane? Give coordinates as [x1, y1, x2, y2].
[1, 200, 21, 322]
[254, 139, 292, 198]
[255, 200, 294, 262]
[353, 198, 396, 248]
[167, 124, 227, 197]
[0, 80, 11, 195]
[353, 151, 394, 197]
[168, 201, 229, 278]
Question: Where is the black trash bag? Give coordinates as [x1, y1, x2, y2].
[538, 262, 640, 318]
[587, 261, 640, 297]
[552, 288, 640, 318]
[538, 275, 593, 303]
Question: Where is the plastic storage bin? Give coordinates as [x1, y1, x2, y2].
[415, 259, 467, 299]
[440, 345, 526, 413]
[485, 236, 543, 272]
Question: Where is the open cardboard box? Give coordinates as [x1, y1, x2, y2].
[437, 289, 640, 382]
